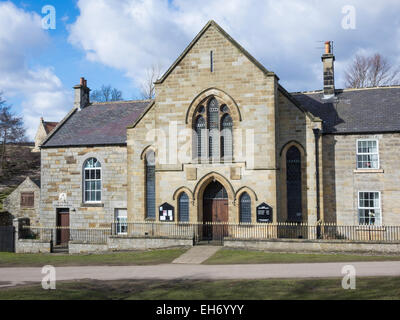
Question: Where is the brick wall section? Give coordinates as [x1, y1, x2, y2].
[40, 146, 128, 228]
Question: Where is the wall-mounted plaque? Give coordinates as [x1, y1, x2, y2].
[159, 203, 174, 222]
[257, 203, 273, 223]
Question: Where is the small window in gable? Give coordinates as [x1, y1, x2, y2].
[21, 192, 34, 208]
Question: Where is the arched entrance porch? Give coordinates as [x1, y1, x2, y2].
[202, 181, 229, 241]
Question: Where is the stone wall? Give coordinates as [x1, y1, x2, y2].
[322, 133, 400, 225]
[107, 236, 193, 251]
[4, 177, 40, 225]
[224, 238, 400, 254]
[126, 23, 320, 224]
[40, 146, 128, 228]
[69, 237, 192, 253]
[69, 242, 108, 254]
[15, 239, 51, 253]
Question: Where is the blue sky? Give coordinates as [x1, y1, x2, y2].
[1, 0, 400, 140]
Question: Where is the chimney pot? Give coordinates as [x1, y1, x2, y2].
[321, 41, 335, 99]
[74, 77, 90, 110]
[325, 41, 331, 54]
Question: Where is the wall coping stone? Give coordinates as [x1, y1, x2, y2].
[224, 237, 400, 245]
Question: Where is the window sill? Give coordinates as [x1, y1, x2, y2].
[80, 203, 104, 208]
[354, 169, 384, 173]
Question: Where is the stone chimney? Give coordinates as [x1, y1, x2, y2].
[73, 77, 90, 110]
[321, 41, 335, 99]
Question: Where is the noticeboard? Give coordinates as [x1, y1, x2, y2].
[256, 203, 273, 223]
[159, 202, 174, 222]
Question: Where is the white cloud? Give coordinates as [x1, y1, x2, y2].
[69, 0, 400, 92]
[0, 1, 72, 140]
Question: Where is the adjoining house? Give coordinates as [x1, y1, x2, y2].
[33, 117, 59, 152]
[3, 177, 40, 225]
[37, 20, 400, 248]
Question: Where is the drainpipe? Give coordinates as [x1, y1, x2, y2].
[312, 128, 321, 229]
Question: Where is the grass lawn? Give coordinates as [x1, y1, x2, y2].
[0, 248, 188, 267]
[204, 248, 400, 264]
[0, 277, 399, 300]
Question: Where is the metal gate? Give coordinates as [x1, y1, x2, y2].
[0, 226, 15, 252]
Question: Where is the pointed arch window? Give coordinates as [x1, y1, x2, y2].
[83, 157, 101, 203]
[286, 146, 302, 222]
[221, 114, 233, 162]
[145, 150, 156, 219]
[195, 116, 206, 159]
[192, 97, 233, 162]
[208, 98, 219, 159]
[178, 192, 189, 222]
[239, 192, 251, 223]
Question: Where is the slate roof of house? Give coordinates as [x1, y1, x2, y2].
[292, 86, 400, 134]
[42, 100, 153, 148]
[43, 121, 58, 134]
[31, 178, 40, 188]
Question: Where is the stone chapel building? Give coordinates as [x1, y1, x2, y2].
[39, 20, 400, 232]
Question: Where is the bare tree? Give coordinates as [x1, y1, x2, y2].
[345, 53, 400, 88]
[0, 93, 26, 170]
[140, 64, 162, 100]
[90, 85, 123, 102]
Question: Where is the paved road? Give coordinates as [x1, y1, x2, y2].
[1, 261, 400, 287]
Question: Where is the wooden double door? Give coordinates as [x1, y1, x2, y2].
[202, 181, 229, 241]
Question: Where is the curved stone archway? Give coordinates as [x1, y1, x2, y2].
[193, 172, 235, 223]
[185, 87, 242, 125]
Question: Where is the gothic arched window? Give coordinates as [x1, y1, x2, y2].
[239, 192, 251, 223]
[192, 97, 233, 162]
[286, 146, 302, 222]
[208, 98, 219, 159]
[195, 116, 206, 160]
[145, 150, 156, 219]
[83, 157, 101, 203]
[178, 192, 189, 222]
[221, 114, 233, 161]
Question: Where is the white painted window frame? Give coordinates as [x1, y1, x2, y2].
[83, 158, 102, 204]
[357, 191, 381, 225]
[115, 209, 128, 235]
[356, 139, 380, 169]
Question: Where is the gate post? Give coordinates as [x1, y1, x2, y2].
[12, 218, 19, 252]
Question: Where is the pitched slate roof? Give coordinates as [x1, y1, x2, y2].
[42, 100, 153, 148]
[292, 87, 400, 134]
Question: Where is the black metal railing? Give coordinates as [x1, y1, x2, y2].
[21, 226, 111, 247]
[19, 223, 400, 247]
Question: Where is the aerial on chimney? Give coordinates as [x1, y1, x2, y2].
[321, 41, 335, 99]
[74, 77, 90, 110]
